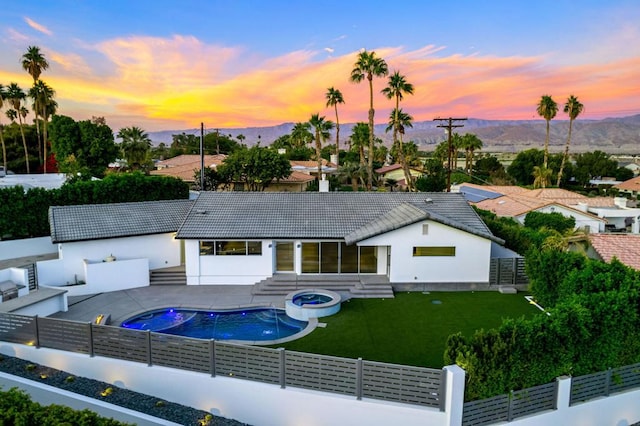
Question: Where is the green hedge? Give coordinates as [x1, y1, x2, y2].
[0, 173, 189, 240]
[0, 387, 132, 425]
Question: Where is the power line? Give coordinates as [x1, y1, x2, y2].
[434, 117, 467, 192]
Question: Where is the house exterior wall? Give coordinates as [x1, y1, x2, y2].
[185, 240, 273, 285]
[40, 233, 180, 286]
[357, 221, 492, 283]
[515, 205, 604, 233]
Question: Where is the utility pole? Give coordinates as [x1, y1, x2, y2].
[434, 117, 467, 192]
[200, 122, 205, 191]
[215, 128, 220, 155]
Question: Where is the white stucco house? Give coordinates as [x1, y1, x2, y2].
[43, 192, 508, 294]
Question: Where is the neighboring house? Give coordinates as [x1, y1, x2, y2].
[177, 192, 503, 286]
[614, 175, 640, 198]
[622, 162, 640, 176]
[0, 173, 67, 190]
[41, 200, 193, 295]
[151, 154, 227, 182]
[586, 234, 640, 271]
[375, 164, 422, 189]
[462, 184, 640, 234]
[45, 192, 507, 290]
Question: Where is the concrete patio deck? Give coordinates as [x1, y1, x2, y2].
[50, 285, 286, 325]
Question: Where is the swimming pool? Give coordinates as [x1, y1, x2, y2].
[120, 307, 309, 342]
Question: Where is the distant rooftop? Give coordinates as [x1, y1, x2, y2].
[0, 173, 67, 190]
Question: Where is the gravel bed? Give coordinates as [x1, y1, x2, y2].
[0, 353, 248, 426]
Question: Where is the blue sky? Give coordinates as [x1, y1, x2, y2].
[1, 1, 639, 131]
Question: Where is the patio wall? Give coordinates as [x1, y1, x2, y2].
[0, 237, 57, 261]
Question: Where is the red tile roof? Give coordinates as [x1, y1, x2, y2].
[588, 234, 640, 270]
[614, 175, 640, 192]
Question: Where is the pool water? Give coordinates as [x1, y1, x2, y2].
[120, 308, 308, 341]
[292, 293, 333, 306]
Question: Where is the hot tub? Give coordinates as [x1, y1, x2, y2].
[285, 289, 341, 321]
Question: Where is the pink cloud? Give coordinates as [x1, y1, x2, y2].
[24, 17, 52, 36]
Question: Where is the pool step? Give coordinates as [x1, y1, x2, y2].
[150, 267, 187, 286]
[252, 275, 394, 299]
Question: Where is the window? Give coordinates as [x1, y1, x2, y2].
[199, 241, 262, 256]
[413, 246, 456, 256]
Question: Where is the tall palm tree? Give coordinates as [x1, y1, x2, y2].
[6, 83, 30, 173]
[461, 133, 483, 175]
[117, 126, 152, 169]
[536, 95, 558, 170]
[0, 84, 7, 173]
[41, 96, 58, 173]
[557, 95, 584, 187]
[29, 80, 56, 170]
[22, 46, 49, 162]
[290, 122, 313, 148]
[325, 87, 344, 166]
[386, 108, 415, 190]
[382, 71, 414, 190]
[350, 50, 388, 190]
[308, 114, 334, 179]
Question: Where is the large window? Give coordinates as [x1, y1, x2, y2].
[413, 246, 456, 256]
[301, 242, 377, 274]
[199, 240, 262, 256]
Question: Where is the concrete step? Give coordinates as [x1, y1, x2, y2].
[498, 286, 518, 294]
[150, 270, 186, 286]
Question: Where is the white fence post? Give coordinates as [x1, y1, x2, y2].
[443, 364, 465, 426]
[556, 375, 572, 410]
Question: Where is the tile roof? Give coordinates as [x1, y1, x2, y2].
[155, 154, 227, 168]
[49, 200, 193, 243]
[614, 175, 640, 192]
[176, 192, 501, 244]
[588, 234, 640, 270]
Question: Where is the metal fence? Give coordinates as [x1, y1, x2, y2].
[489, 257, 528, 287]
[462, 382, 558, 426]
[571, 362, 640, 405]
[0, 312, 445, 410]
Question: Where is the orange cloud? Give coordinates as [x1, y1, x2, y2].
[24, 17, 52, 36]
[25, 34, 640, 132]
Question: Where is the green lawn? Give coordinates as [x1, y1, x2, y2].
[275, 292, 540, 368]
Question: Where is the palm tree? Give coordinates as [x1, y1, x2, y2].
[5, 83, 30, 173]
[290, 122, 313, 148]
[557, 95, 584, 187]
[461, 133, 483, 175]
[22, 46, 49, 162]
[386, 108, 415, 190]
[308, 114, 334, 179]
[325, 87, 344, 165]
[29, 80, 56, 171]
[117, 126, 152, 169]
[350, 50, 389, 190]
[349, 122, 370, 166]
[532, 165, 552, 189]
[536, 95, 558, 169]
[337, 162, 367, 192]
[0, 84, 7, 172]
[382, 71, 414, 190]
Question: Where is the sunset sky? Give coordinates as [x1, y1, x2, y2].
[1, 0, 639, 132]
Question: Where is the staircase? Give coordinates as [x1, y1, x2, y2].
[149, 266, 187, 286]
[252, 274, 394, 299]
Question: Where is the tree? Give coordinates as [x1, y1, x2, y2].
[5, 83, 30, 173]
[507, 148, 563, 186]
[460, 133, 483, 175]
[49, 115, 118, 177]
[473, 155, 509, 184]
[349, 122, 370, 166]
[218, 146, 291, 191]
[337, 161, 367, 191]
[536, 94, 558, 172]
[0, 84, 7, 172]
[415, 159, 446, 192]
[573, 150, 619, 186]
[386, 108, 416, 190]
[557, 95, 584, 187]
[350, 50, 389, 190]
[29, 80, 56, 172]
[325, 87, 344, 165]
[308, 113, 334, 179]
[532, 165, 552, 189]
[22, 46, 49, 161]
[117, 126, 152, 169]
[382, 71, 415, 190]
[290, 122, 313, 148]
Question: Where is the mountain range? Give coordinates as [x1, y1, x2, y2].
[148, 114, 640, 154]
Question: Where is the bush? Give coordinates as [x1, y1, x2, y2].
[524, 211, 575, 233]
